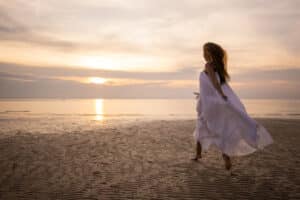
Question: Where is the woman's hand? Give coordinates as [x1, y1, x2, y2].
[193, 92, 200, 99]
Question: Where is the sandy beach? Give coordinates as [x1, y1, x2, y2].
[0, 118, 299, 199]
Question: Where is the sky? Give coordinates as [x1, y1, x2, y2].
[0, 0, 299, 98]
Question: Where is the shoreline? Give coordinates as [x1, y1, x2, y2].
[0, 118, 299, 199]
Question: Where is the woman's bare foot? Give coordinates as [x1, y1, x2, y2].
[191, 154, 202, 161]
[222, 154, 232, 170]
[191, 141, 202, 161]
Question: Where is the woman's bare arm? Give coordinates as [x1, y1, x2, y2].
[205, 64, 227, 98]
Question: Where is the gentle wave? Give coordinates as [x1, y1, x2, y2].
[1, 111, 300, 118]
[287, 113, 300, 116]
[0, 110, 30, 113]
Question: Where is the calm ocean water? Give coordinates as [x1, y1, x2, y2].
[0, 98, 299, 134]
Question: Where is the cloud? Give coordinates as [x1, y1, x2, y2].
[1, 0, 299, 70]
[0, 1, 299, 98]
[0, 62, 299, 98]
[245, 1, 300, 55]
[0, 73, 195, 99]
[0, 62, 199, 80]
[0, 7, 78, 51]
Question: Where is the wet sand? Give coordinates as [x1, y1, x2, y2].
[0, 118, 299, 199]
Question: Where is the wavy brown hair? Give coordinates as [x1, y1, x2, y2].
[203, 42, 230, 84]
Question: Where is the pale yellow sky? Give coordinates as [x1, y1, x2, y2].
[0, 0, 299, 98]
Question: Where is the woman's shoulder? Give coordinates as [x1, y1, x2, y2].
[205, 62, 217, 71]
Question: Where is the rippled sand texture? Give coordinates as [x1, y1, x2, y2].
[0, 119, 299, 199]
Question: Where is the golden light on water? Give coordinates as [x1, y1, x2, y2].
[94, 99, 104, 121]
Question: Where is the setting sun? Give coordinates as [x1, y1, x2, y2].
[88, 77, 107, 84]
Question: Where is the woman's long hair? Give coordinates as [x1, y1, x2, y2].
[203, 42, 230, 84]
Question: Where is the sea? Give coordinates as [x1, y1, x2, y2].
[0, 98, 299, 134]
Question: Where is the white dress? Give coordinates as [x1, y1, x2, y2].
[193, 71, 273, 156]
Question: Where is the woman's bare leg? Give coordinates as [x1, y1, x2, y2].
[222, 153, 232, 170]
[191, 141, 202, 161]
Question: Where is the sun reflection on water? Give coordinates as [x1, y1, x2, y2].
[94, 99, 104, 121]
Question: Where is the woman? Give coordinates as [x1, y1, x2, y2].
[192, 42, 273, 170]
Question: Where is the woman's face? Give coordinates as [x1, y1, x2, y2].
[203, 47, 212, 62]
